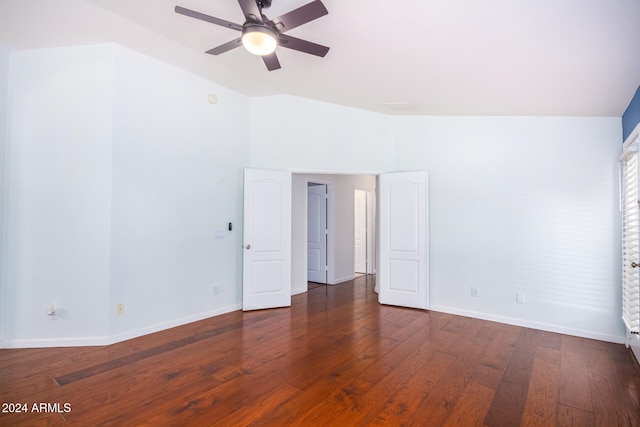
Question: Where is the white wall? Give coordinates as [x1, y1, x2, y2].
[3, 45, 114, 345]
[1, 44, 250, 347]
[0, 45, 11, 343]
[108, 45, 249, 341]
[248, 95, 394, 173]
[393, 116, 623, 341]
[291, 174, 375, 294]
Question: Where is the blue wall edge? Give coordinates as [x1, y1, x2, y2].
[623, 85, 640, 141]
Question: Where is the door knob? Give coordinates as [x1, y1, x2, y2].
[632, 262, 639, 268]
[245, 244, 251, 249]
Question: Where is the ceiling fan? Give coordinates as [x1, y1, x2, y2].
[175, 0, 330, 71]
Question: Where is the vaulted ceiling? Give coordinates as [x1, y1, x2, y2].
[2, 0, 639, 116]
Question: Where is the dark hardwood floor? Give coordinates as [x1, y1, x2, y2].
[1, 275, 639, 426]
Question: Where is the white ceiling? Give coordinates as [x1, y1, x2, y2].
[2, 0, 640, 116]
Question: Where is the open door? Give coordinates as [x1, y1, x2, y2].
[307, 184, 327, 283]
[378, 171, 429, 310]
[243, 168, 292, 311]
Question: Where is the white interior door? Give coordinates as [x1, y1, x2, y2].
[307, 184, 327, 283]
[378, 171, 429, 309]
[243, 168, 292, 311]
[354, 189, 367, 274]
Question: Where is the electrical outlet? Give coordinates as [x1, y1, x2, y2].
[516, 293, 525, 304]
[213, 285, 226, 296]
[471, 287, 480, 297]
[116, 303, 125, 315]
[47, 305, 56, 320]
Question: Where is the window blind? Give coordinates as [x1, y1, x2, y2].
[621, 130, 640, 334]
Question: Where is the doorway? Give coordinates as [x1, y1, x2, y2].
[354, 189, 373, 276]
[292, 174, 376, 294]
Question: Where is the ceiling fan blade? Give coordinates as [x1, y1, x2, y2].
[278, 34, 329, 57]
[238, 0, 263, 23]
[206, 38, 243, 55]
[270, 0, 328, 32]
[262, 53, 281, 71]
[175, 6, 243, 31]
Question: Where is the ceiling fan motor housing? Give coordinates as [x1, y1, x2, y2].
[257, 0, 272, 9]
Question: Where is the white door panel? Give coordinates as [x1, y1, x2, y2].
[378, 171, 428, 310]
[307, 184, 327, 283]
[243, 168, 291, 310]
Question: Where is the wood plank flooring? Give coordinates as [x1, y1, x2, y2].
[1, 275, 639, 426]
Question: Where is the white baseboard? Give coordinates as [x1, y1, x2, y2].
[329, 274, 355, 285]
[291, 287, 307, 296]
[0, 303, 243, 349]
[628, 332, 640, 365]
[430, 304, 626, 345]
[4, 302, 625, 349]
[108, 303, 242, 345]
[1, 336, 110, 349]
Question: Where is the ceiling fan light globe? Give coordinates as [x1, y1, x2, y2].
[242, 27, 277, 56]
